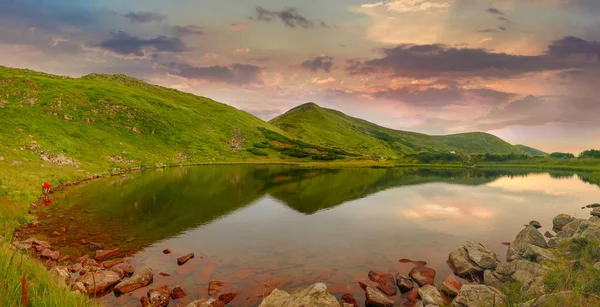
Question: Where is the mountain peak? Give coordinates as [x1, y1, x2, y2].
[292, 102, 321, 111]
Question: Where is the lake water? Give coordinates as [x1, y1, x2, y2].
[33, 166, 600, 306]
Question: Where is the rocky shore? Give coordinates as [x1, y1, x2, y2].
[10, 207, 600, 306]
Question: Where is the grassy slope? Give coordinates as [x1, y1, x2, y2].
[270, 102, 526, 158]
[516, 144, 548, 156]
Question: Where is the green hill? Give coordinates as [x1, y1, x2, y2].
[516, 144, 548, 156]
[269, 102, 526, 158]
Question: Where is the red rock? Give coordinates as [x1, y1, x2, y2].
[94, 247, 121, 261]
[140, 296, 150, 307]
[80, 239, 89, 244]
[89, 242, 102, 250]
[51, 231, 60, 237]
[399, 259, 428, 266]
[404, 290, 419, 300]
[409, 266, 436, 287]
[341, 293, 358, 307]
[358, 281, 368, 291]
[75, 254, 90, 263]
[219, 292, 238, 304]
[368, 270, 397, 296]
[58, 226, 67, 233]
[113, 268, 153, 294]
[110, 264, 135, 278]
[68, 263, 82, 273]
[58, 255, 71, 263]
[501, 242, 511, 246]
[195, 260, 216, 284]
[163, 249, 172, 254]
[40, 249, 60, 261]
[159, 272, 171, 277]
[441, 274, 463, 297]
[171, 285, 187, 299]
[234, 269, 255, 279]
[177, 253, 194, 265]
[103, 258, 124, 268]
[209, 281, 225, 295]
[83, 258, 100, 268]
[79, 270, 122, 295]
[396, 273, 414, 293]
[147, 285, 170, 307]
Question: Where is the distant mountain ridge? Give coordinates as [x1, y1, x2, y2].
[516, 144, 548, 156]
[270, 102, 527, 158]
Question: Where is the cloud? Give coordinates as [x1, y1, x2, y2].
[301, 55, 334, 73]
[91, 31, 186, 58]
[311, 77, 337, 84]
[479, 29, 496, 33]
[547, 36, 600, 59]
[231, 22, 252, 30]
[169, 63, 263, 85]
[346, 38, 595, 79]
[487, 8, 504, 15]
[171, 25, 204, 36]
[233, 48, 250, 54]
[254, 7, 325, 29]
[122, 11, 166, 23]
[361, 0, 451, 13]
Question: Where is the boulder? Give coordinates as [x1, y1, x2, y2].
[418, 285, 444, 306]
[553, 214, 574, 231]
[495, 260, 550, 290]
[409, 266, 436, 286]
[49, 267, 72, 287]
[529, 221, 542, 229]
[441, 274, 463, 297]
[94, 247, 120, 262]
[396, 273, 414, 293]
[452, 285, 506, 307]
[258, 283, 341, 307]
[562, 219, 585, 237]
[364, 286, 394, 307]
[448, 246, 482, 277]
[368, 270, 397, 296]
[508, 243, 557, 263]
[79, 270, 122, 295]
[507, 226, 548, 262]
[111, 264, 135, 278]
[114, 268, 153, 294]
[483, 270, 503, 289]
[171, 285, 187, 299]
[463, 241, 500, 270]
[543, 231, 554, 239]
[148, 285, 171, 307]
[448, 241, 498, 277]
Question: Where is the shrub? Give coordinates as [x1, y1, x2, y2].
[246, 148, 268, 156]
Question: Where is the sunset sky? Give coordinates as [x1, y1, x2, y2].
[1, 0, 599, 153]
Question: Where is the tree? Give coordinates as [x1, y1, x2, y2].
[578, 149, 600, 159]
[549, 152, 575, 159]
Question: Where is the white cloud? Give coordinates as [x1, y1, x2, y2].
[311, 77, 337, 84]
[233, 48, 250, 54]
[361, 0, 452, 13]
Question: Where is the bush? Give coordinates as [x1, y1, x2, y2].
[253, 142, 268, 148]
[280, 148, 310, 158]
[579, 149, 600, 159]
[246, 148, 268, 156]
[549, 152, 575, 159]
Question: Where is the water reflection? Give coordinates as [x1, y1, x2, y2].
[32, 166, 600, 306]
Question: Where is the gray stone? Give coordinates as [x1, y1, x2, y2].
[496, 260, 550, 290]
[483, 270, 503, 289]
[594, 262, 600, 270]
[591, 208, 600, 217]
[259, 283, 341, 307]
[543, 231, 554, 239]
[448, 241, 498, 277]
[562, 219, 585, 237]
[529, 221, 542, 229]
[418, 285, 444, 306]
[452, 285, 506, 307]
[463, 241, 500, 270]
[49, 267, 72, 287]
[553, 214, 574, 231]
[448, 246, 482, 277]
[364, 286, 394, 307]
[509, 243, 556, 263]
[528, 291, 573, 307]
[507, 226, 548, 262]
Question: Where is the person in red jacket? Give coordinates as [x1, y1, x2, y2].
[42, 182, 51, 195]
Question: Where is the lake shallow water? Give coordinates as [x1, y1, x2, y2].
[33, 166, 600, 306]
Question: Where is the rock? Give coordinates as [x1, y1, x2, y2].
[543, 231, 554, 239]
[58, 255, 71, 263]
[75, 254, 90, 263]
[114, 267, 153, 294]
[80, 239, 89, 244]
[512, 243, 557, 263]
[102, 258, 124, 268]
[51, 231, 61, 237]
[368, 270, 397, 296]
[259, 283, 341, 307]
[529, 221, 542, 229]
[507, 226, 548, 262]
[562, 219, 585, 236]
[364, 286, 394, 307]
[49, 267, 72, 287]
[496, 260, 550, 289]
[163, 249, 172, 254]
[448, 241, 498, 278]
[341, 293, 358, 307]
[71, 281, 86, 293]
[177, 253, 195, 265]
[83, 258, 100, 268]
[483, 270, 503, 289]
[418, 285, 444, 305]
[409, 266, 436, 287]
[94, 247, 120, 261]
[208, 281, 225, 295]
[219, 292, 238, 304]
[463, 241, 500, 270]
[186, 298, 225, 307]
[441, 274, 463, 297]
[553, 214, 575, 231]
[591, 208, 600, 217]
[527, 291, 573, 307]
[452, 284, 506, 307]
[68, 263, 83, 273]
[577, 222, 600, 242]
[79, 270, 122, 295]
[396, 273, 414, 293]
[140, 296, 150, 307]
[40, 249, 60, 261]
[110, 264, 135, 278]
[171, 285, 187, 299]
[593, 262, 600, 270]
[148, 285, 171, 307]
[89, 242, 102, 250]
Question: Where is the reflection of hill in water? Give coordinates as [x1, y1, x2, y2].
[39, 166, 590, 252]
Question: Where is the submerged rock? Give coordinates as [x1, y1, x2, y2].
[418, 285, 444, 306]
[368, 270, 397, 296]
[94, 247, 120, 261]
[147, 285, 171, 307]
[258, 283, 340, 307]
[177, 253, 195, 265]
[553, 214, 574, 231]
[171, 285, 187, 299]
[365, 286, 394, 307]
[452, 285, 506, 307]
[409, 266, 436, 286]
[114, 267, 153, 294]
[218, 292, 238, 304]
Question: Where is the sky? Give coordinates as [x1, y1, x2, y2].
[1, 0, 599, 154]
